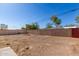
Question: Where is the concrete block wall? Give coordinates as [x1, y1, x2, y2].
[27, 29, 72, 37]
[0, 30, 27, 35]
[0, 28, 79, 38]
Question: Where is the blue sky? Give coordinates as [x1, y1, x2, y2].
[0, 3, 79, 29]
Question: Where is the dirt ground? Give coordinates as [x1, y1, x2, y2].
[0, 34, 79, 56]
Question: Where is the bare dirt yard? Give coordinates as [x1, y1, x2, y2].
[0, 34, 79, 56]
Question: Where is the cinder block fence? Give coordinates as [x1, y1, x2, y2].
[27, 28, 79, 38]
[0, 28, 79, 38]
[27, 29, 72, 37]
[0, 30, 27, 35]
